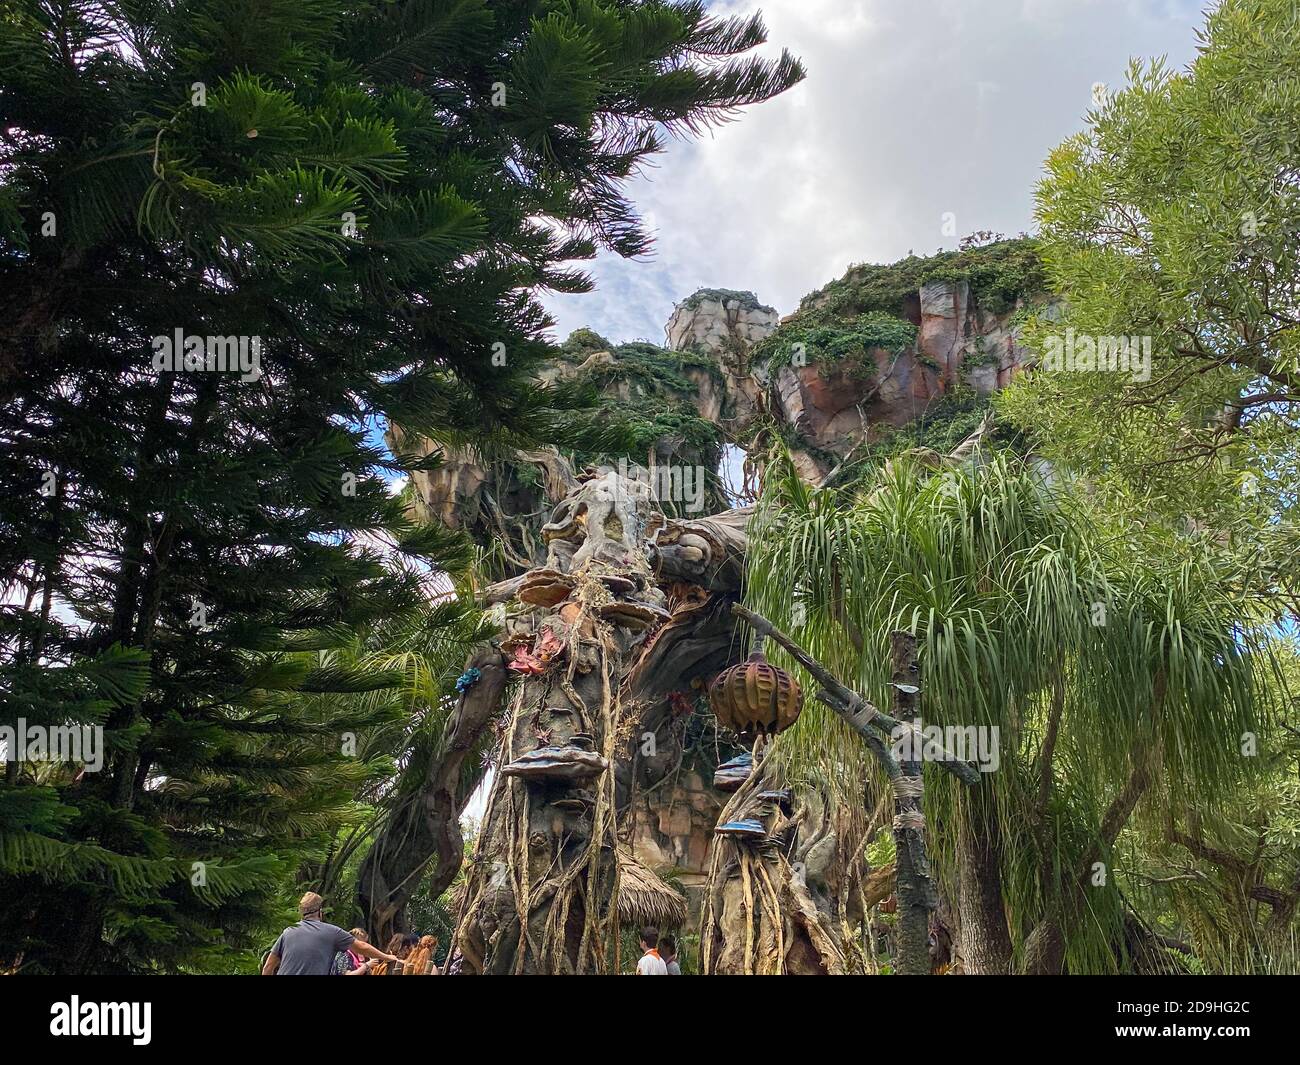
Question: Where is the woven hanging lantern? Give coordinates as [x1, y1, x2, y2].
[707, 650, 803, 738]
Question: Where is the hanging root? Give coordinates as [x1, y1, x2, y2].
[700, 741, 846, 975]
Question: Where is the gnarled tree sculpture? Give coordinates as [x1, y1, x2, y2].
[446, 444, 897, 972]
[452, 469, 662, 973]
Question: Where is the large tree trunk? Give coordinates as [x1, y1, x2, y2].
[699, 743, 849, 975]
[451, 471, 756, 973]
[356, 648, 508, 944]
[955, 781, 1014, 974]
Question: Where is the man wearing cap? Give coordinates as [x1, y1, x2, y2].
[261, 893, 400, 975]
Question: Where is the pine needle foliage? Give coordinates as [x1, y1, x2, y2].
[0, 0, 801, 971]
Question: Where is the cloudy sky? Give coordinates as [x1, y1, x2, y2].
[541, 0, 1210, 346]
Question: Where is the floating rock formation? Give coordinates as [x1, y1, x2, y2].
[665, 288, 781, 355]
[748, 239, 1054, 481]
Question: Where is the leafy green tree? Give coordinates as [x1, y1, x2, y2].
[993, 3, 1300, 971]
[1124, 642, 1300, 974]
[746, 449, 1276, 973]
[1000, 0, 1299, 616]
[0, 0, 802, 972]
[261, 583, 492, 924]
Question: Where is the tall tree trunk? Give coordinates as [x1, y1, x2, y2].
[356, 648, 508, 943]
[955, 780, 1014, 974]
[890, 630, 933, 976]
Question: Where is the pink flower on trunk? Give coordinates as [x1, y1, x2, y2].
[508, 646, 545, 675]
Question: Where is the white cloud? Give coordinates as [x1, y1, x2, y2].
[542, 0, 1208, 344]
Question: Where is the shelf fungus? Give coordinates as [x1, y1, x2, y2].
[757, 787, 794, 813]
[597, 599, 670, 631]
[714, 818, 766, 841]
[708, 650, 803, 738]
[518, 568, 576, 608]
[501, 741, 609, 784]
[712, 752, 753, 792]
[596, 572, 638, 596]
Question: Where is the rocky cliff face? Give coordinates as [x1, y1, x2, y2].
[626, 761, 722, 919]
[761, 276, 1040, 480]
[656, 239, 1051, 483]
[665, 288, 781, 354]
[663, 288, 780, 431]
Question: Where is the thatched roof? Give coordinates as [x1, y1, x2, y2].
[617, 848, 687, 929]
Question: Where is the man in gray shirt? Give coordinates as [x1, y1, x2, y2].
[261, 893, 399, 975]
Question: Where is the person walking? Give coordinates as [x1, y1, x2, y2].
[635, 927, 667, 975]
[261, 893, 398, 975]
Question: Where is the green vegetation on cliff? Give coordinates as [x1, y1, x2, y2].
[761, 311, 917, 376]
[825, 387, 1030, 489]
[679, 287, 776, 314]
[559, 330, 723, 394]
[552, 330, 726, 507]
[803, 236, 1047, 319]
[753, 237, 1047, 374]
